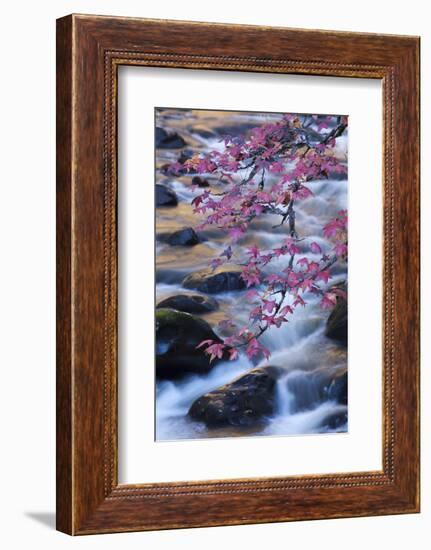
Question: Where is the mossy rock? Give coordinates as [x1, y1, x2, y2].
[188, 366, 284, 428]
[156, 294, 219, 314]
[325, 285, 347, 345]
[156, 308, 222, 379]
[182, 265, 246, 294]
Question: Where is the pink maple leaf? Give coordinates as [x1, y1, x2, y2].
[310, 242, 322, 254]
[292, 185, 313, 200]
[262, 299, 277, 314]
[245, 289, 260, 302]
[293, 295, 306, 307]
[297, 257, 309, 269]
[266, 274, 283, 284]
[320, 293, 337, 309]
[247, 245, 260, 258]
[196, 339, 214, 350]
[279, 305, 294, 316]
[249, 306, 263, 323]
[245, 338, 260, 359]
[260, 346, 271, 360]
[301, 278, 314, 291]
[333, 242, 348, 256]
[228, 348, 239, 361]
[316, 270, 331, 284]
[307, 261, 320, 274]
[228, 226, 245, 242]
[205, 343, 225, 362]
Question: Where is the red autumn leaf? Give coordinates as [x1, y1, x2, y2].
[310, 241, 322, 254]
[316, 270, 331, 284]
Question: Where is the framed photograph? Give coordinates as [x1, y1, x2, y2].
[56, 14, 420, 535]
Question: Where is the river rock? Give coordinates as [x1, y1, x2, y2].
[155, 127, 187, 149]
[178, 150, 193, 164]
[286, 366, 347, 411]
[182, 265, 246, 294]
[156, 308, 223, 379]
[156, 184, 178, 207]
[188, 366, 283, 428]
[156, 294, 219, 314]
[327, 368, 348, 405]
[325, 290, 347, 345]
[214, 122, 257, 137]
[191, 128, 216, 140]
[166, 227, 201, 246]
[318, 407, 348, 431]
[192, 175, 210, 188]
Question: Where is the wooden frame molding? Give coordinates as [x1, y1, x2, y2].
[56, 14, 420, 535]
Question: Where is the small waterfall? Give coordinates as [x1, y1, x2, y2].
[275, 375, 294, 415]
[270, 368, 347, 436]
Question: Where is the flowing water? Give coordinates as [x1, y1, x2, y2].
[155, 108, 348, 441]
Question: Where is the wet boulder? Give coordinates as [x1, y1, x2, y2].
[325, 290, 347, 345]
[286, 366, 347, 411]
[156, 294, 219, 314]
[156, 184, 178, 207]
[162, 227, 201, 246]
[188, 366, 283, 428]
[178, 150, 194, 164]
[156, 308, 222, 379]
[318, 406, 348, 431]
[182, 265, 246, 294]
[192, 175, 210, 188]
[191, 128, 216, 140]
[327, 368, 348, 405]
[214, 122, 257, 137]
[155, 127, 187, 149]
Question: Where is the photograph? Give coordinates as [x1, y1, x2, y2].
[155, 107, 349, 441]
[0, 2, 422, 544]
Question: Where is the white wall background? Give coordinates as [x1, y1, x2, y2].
[0, 1, 427, 548]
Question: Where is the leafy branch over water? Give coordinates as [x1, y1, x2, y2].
[168, 114, 348, 362]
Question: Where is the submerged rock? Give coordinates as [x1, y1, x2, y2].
[188, 366, 283, 428]
[192, 175, 210, 188]
[327, 368, 348, 405]
[325, 290, 347, 345]
[156, 308, 222, 379]
[156, 184, 178, 207]
[155, 127, 187, 149]
[182, 265, 246, 294]
[191, 128, 216, 140]
[178, 150, 194, 164]
[156, 294, 219, 314]
[162, 227, 201, 246]
[285, 366, 348, 412]
[214, 122, 257, 137]
[318, 407, 348, 431]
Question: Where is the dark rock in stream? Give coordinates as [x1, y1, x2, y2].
[286, 366, 348, 412]
[188, 366, 284, 428]
[156, 294, 219, 314]
[318, 407, 348, 431]
[214, 122, 258, 137]
[191, 128, 216, 140]
[178, 150, 194, 164]
[155, 126, 187, 149]
[159, 227, 201, 246]
[327, 368, 348, 405]
[156, 308, 223, 379]
[182, 265, 246, 294]
[325, 293, 347, 345]
[155, 184, 178, 207]
[192, 175, 210, 188]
